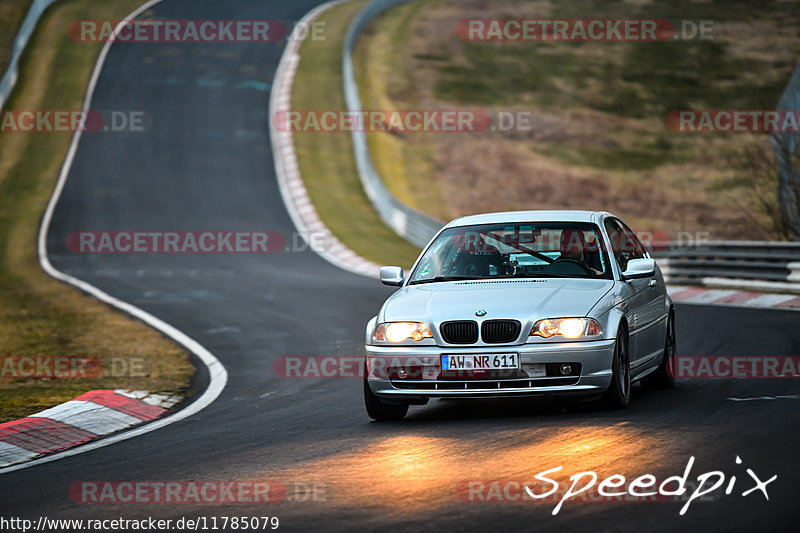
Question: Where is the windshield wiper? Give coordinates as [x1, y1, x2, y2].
[408, 275, 478, 285]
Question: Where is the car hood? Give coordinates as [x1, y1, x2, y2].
[381, 278, 614, 324]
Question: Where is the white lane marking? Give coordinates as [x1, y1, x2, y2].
[0, 442, 40, 468]
[31, 401, 142, 435]
[1, 0, 228, 475]
[259, 392, 274, 398]
[728, 395, 800, 402]
[207, 326, 240, 334]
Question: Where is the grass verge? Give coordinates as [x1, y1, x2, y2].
[0, 0, 34, 76]
[291, 0, 421, 268]
[0, 0, 194, 423]
[351, 0, 800, 240]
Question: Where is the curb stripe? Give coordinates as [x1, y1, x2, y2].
[668, 285, 800, 311]
[2, 0, 228, 475]
[711, 291, 764, 304]
[75, 390, 166, 420]
[744, 293, 798, 307]
[777, 296, 800, 308]
[0, 418, 96, 454]
[269, 0, 382, 280]
[30, 401, 142, 435]
[0, 441, 39, 465]
[0, 388, 175, 467]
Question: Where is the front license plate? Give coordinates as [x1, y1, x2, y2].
[442, 353, 519, 371]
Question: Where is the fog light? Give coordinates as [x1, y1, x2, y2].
[559, 364, 572, 375]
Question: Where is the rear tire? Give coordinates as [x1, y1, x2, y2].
[642, 309, 676, 389]
[364, 377, 408, 421]
[602, 326, 631, 409]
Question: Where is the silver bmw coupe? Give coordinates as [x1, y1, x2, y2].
[364, 210, 676, 420]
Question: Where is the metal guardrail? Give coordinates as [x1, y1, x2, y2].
[342, 0, 443, 248]
[343, 0, 800, 293]
[0, 0, 60, 111]
[652, 242, 800, 293]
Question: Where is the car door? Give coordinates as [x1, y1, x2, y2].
[604, 218, 658, 372]
[617, 219, 667, 364]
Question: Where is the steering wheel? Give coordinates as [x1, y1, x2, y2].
[550, 257, 593, 275]
[447, 260, 478, 277]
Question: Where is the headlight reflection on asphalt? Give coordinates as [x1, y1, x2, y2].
[264, 425, 666, 516]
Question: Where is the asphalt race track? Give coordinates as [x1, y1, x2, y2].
[1, 1, 799, 531]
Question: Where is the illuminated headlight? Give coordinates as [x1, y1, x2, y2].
[373, 322, 433, 343]
[531, 318, 602, 339]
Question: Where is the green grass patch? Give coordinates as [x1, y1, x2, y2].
[291, 0, 420, 268]
[351, 0, 449, 221]
[0, 0, 34, 76]
[0, 0, 194, 423]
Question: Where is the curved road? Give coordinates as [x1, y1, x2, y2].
[1, 1, 799, 531]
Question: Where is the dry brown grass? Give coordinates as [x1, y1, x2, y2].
[0, 0, 194, 423]
[354, 0, 800, 240]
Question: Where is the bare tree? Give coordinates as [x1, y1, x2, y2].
[771, 63, 800, 240]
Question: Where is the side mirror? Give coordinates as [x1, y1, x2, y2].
[621, 258, 656, 280]
[379, 266, 405, 287]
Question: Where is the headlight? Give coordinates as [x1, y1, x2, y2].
[531, 318, 602, 339]
[373, 322, 433, 343]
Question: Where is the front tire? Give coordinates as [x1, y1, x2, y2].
[602, 326, 631, 409]
[642, 309, 676, 389]
[364, 376, 408, 421]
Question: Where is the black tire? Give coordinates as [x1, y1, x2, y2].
[602, 326, 631, 409]
[364, 377, 408, 421]
[642, 309, 677, 389]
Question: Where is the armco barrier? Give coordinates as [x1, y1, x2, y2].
[342, 0, 443, 248]
[653, 242, 800, 294]
[342, 0, 800, 294]
[0, 0, 60, 111]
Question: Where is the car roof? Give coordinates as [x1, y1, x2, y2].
[443, 210, 613, 228]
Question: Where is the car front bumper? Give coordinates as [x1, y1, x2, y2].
[365, 339, 615, 401]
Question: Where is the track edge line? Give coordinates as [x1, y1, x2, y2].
[0, 0, 228, 476]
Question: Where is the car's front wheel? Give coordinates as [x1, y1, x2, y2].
[363, 375, 408, 421]
[602, 326, 631, 409]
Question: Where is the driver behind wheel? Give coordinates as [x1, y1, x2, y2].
[449, 233, 503, 276]
[559, 229, 602, 276]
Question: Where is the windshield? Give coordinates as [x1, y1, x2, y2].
[408, 222, 612, 284]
